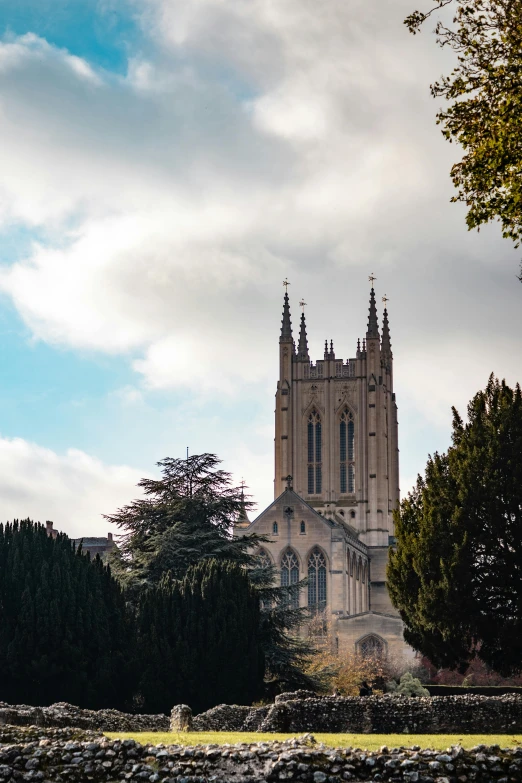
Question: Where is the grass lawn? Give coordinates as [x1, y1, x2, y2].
[106, 732, 522, 751]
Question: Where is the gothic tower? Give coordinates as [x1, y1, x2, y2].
[274, 285, 400, 541]
[235, 282, 410, 658]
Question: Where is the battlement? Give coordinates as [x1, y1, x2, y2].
[304, 360, 356, 379]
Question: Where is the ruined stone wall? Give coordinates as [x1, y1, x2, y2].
[185, 693, 522, 734]
[0, 701, 169, 732]
[1, 729, 522, 782]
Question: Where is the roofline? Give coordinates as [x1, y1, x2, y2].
[242, 489, 369, 556]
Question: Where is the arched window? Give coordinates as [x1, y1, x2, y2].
[308, 547, 327, 612]
[307, 409, 322, 494]
[255, 549, 273, 609]
[281, 549, 300, 609]
[256, 548, 272, 570]
[357, 634, 386, 659]
[273, 521, 278, 535]
[340, 408, 355, 494]
[300, 520, 306, 534]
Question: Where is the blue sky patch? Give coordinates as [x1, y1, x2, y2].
[1, 0, 142, 74]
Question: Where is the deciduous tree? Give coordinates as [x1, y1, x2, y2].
[406, 0, 522, 268]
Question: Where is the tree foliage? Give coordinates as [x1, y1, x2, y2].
[406, 0, 522, 259]
[0, 520, 131, 709]
[106, 454, 261, 593]
[107, 453, 319, 695]
[388, 375, 522, 675]
[135, 560, 264, 714]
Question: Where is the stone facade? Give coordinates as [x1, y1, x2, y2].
[235, 287, 410, 658]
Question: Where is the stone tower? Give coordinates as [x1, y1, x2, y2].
[235, 283, 410, 658]
[274, 286, 400, 547]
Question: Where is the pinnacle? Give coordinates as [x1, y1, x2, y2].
[280, 292, 293, 342]
[366, 287, 380, 339]
[296, 311, 309, 361]
[382, 305, 392, 357]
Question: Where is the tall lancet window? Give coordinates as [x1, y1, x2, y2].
[307, 409, 322, 494]
[281, 549, 300, 609]
[340, 408, 355, 494]
[308, 548, 327, 612]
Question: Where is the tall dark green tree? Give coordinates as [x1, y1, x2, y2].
[105, 454, 261, 592]
[135, 560, 264, 714]
[106, 453, 319, 694]
[0, 520, 132, 708]
[405, 0, 522, 272]
[388, 376, 522, 675]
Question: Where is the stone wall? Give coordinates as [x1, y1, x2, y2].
[1, 729, 522, 782]
[0, 701, 169, 732]
[181, 693, 522, 734]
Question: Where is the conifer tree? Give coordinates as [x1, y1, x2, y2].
[107, 453, 318, 694]
[388, 376, 522, 675]
[0, 520, 132, 708]
[135, 560, 264, 713]
[105, 454, 263, 592]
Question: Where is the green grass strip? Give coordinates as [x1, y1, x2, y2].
[106, 732, 522, 750]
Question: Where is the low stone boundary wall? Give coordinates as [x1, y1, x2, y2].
[177, 693, 522, 734]
[0, 701, 169, 732]
[1, 731, 521, 782]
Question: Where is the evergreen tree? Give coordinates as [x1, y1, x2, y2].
[388, 376, 522, 675]
[135, 560, 264, 713]
[0, 520, 132, 708]
[107, 453, 319, 695]
[105, 454, 263, 592]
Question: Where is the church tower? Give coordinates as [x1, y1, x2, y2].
[274, 281, 400, 548]
[236, 279, 410, 659]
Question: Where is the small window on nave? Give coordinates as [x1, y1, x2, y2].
[272, 521, 278, 535]
[300, 520, 306, 534]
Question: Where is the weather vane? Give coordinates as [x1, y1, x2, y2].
[369, 273, 377, 286]
[299, 299, 307, 313]
[283, 278, 290, 292]
[382, 294, 389, 307]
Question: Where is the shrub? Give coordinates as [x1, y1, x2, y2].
[387, 672, 429, 697]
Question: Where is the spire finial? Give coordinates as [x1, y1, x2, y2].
[297, 302, 309, 361]
[280, 284, 293, 342]
[366, 279, 380, 339]
[382, 296, 392, 358]
[237, 478, 250, 526]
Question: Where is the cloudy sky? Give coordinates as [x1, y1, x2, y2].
[0, 0, 519, 537]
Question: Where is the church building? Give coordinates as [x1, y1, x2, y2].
[235, 282, 412, 659]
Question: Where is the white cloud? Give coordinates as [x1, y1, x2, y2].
[0, 436, 146, 538]
[0, 2, 520, 510]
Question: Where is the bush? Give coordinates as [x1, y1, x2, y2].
[386, 672, 429, 697]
